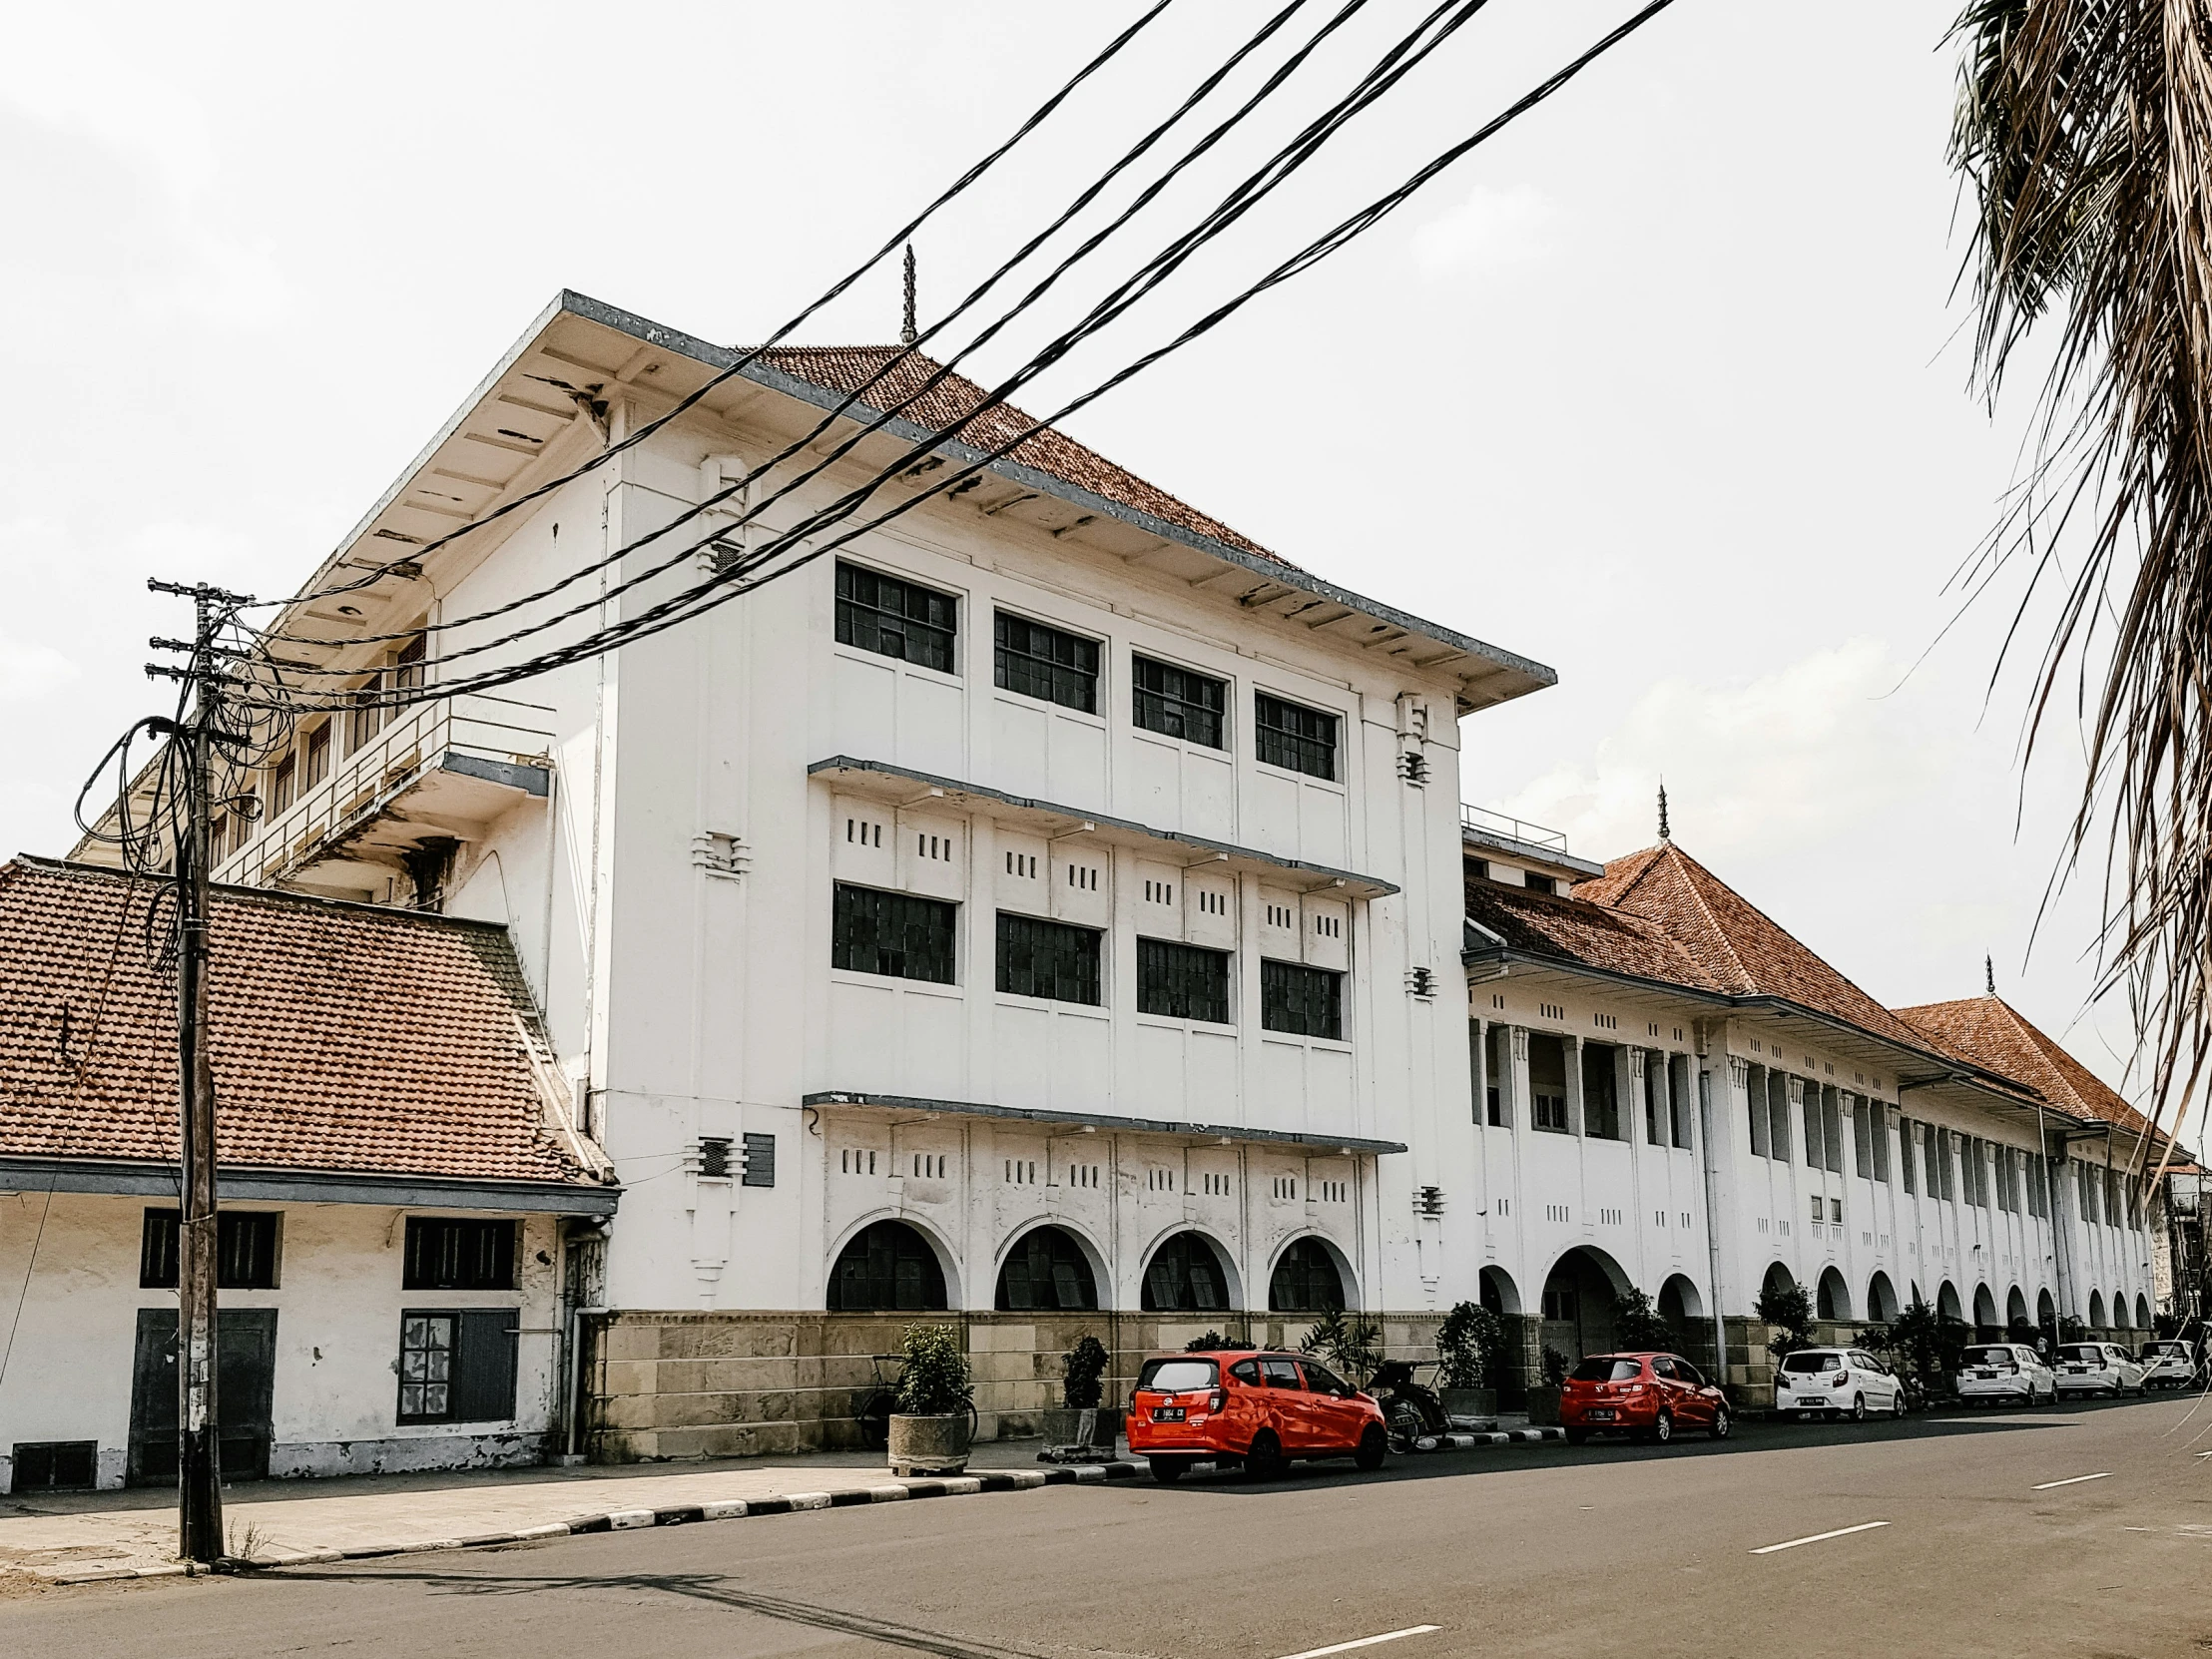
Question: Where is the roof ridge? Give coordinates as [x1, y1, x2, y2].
[1653, 843, 1757, 992]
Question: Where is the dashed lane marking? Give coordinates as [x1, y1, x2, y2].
[2033, 1472, 2113, 1490]
[1750, 1521, 1892, 1555]
[1274, 1626, 1443, 1659]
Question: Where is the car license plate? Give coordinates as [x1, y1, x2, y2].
[1976, 1370, 1995, 1379]
[1151, 1406, 1185, 1422]
[1587, 1408, 1615, 1421]
[2066, 1365, 2086, 1373]
[1799, 1396, 1827, 1407]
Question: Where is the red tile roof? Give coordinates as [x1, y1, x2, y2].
[756, 345, 1288, 566]
[0, 857, 596, 1189]
[1466, 874, 1728, 993]
[1896, 994, 2166, 1146]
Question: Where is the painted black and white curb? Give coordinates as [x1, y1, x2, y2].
[1403, 1427, 1565, 1452]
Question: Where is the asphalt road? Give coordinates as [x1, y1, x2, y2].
[9, 1393, 2212, 1659]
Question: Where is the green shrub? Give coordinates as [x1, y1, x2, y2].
[1302, 1306, 1383, 1386]
[1858, 1297, 1967, 1396]
[1540, 1346, 1571, 1387]
[1061, 1334, 1109, 1409]
[1754, 1282, 1816, 1360]
[1611, 1287, 1681, 1355]
[894, 1324, 972, 1416]
[1183, 1330, 1229, 1352]
[1435, 1301, 1508, 1389]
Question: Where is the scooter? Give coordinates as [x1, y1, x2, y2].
[1367, 1360, 1453, 1450]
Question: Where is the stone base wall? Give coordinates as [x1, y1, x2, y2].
[583, 1309, 1447, 1463]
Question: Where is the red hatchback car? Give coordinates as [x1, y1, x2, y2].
[1559, 1352, 1731, 1445]
[1127, 1348, 1387, 1482]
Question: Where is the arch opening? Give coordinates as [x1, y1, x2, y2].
[2110, 1292, 2132, 1331]
[1140, 1230, 1236, 1314]
[1936, 1281, 1963, 1324]
[2137, 1293, 2153, 1331]
[1658, 1273, 1704, 1326]
[1867, 1271, 1900, 1324]
[994, 1224, 1099, 1313]
[2037, 1288, 2057, 1330]
[2088, 1290, 2106, 1328]
[1762, 1262, 1797, 1304]
[1268, 1236, 1351, 1314]
[1972, 1284, 1999, 1332]
[1479, 1264, 1522, 1318]
[2005, 1286, 2029, 1332]
[1816, 1266, 1852, 1323]
[830, 1218, 950, 1312]
[1541, 1246, 1632, 1361]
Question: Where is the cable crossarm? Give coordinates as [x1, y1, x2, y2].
[233, 0, 1682, 719]
[259, 0, 1357, 660]
[259, 0, 1492, 686]
[254, 0, 1175, 618]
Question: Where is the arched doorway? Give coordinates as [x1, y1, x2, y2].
[830, 1219, 949, 1311]
[2137, 1293, 2153, 1330]
[1541, 1247, 1630, 1360]
[1140, 1230, 1235, 1313]
[2037, 1288, 2056, 1330]
[2110, 1293, 2132, 1332]
[1972, 1284, 1998, 1332]
[994, 1225, 1099, 1312]
[1816, 1267, 1852, 1323]
[2088, 1290, 2106, 1328]
[2005, 1286, 2029, 1331]
[1479, 1265, 1521, 1317]
[1867, 1272, 1900, 1324]
[1936, 1282, 1963, 1324]
[1763, 1262, 1797, 1304]
[1658, 1274, 1703, 1326]
[1269, 1237, 1349, 1313]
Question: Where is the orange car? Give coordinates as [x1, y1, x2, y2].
[1558, 1351, 1732, 1445]
[1127, 1347, 1387, 1482]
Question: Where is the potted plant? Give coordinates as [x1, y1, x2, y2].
[887, 1323, 973, 1476]
[1434, 1301, 1505, 1419]
[1041, 1334, 1121, 1449]
[1526, 1346, 1570, 1426]
[1301, 1306, 1383, 1388]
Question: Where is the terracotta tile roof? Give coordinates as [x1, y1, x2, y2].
[0, 857, 595, 1189]
[1895, 994, 2166, 1145]
[756, 345, 1289, 567]
[1572, 842, 1934, 1050]
[1465, 875, 1729, 992]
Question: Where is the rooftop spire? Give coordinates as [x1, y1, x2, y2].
[900, 244, 918, 346]
[1657, 779, 1670, 843]
[1985, 952, 1996, 997]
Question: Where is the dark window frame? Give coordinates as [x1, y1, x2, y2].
[1131, 654, 1226, 750]
[1136, 937, 1231, 1024]
[993, 611, 1099, 714]
[1260, 958, 1344, 1041]
[396, 1308, 519, 1425]
[1254, 692, 1338, 781]
[831, 881, 958, 984]
[834, 560, 959, 674]
[402, 1217, 516, 1293]
[996, 911, 1103, 1006]
[139, 1209, 280, 1290]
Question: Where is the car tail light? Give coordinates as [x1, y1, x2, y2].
[1209, 1390, 1225, 1413]
[1834, 1371, 1849, 1386]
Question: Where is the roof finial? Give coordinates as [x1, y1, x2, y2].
[1657, 779, 1670, 843]
[1985, 953, 1996, 997]
[901, 244, 918, 346]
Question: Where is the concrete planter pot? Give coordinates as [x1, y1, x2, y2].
[1439, 1386, 1496, 1419]
[1040, 1406, 1123, 1448]
[887, 1413, 972, 1475]
[1525, 1385, 1561, 1427]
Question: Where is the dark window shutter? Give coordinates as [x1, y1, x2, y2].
[742, 1133, 776, 1188]
[453, 1310, 519, 1422]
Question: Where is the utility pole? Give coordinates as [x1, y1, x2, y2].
[149, 579, 248, 1566]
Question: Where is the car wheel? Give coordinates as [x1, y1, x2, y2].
[1850, 1393, 1867, 1424]
[1894, 1390, 1908, 1419]
[1354, 1424, 1387, 1471]
[1710, 1404, 1732, 1440]
[1245, 1429, 1285, 1481]
[1149, 1457, 1187, 1484]
[1564, 1427, 1591, 1445]
[1651, 1409, 1674, 1445]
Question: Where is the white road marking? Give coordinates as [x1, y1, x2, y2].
[2033, 1472, 2112, 1490]
[1274, 1627, 1442, 1659]
[1749, 1521, 1892, 1555]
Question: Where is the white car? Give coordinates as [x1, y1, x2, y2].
[1955, 1343, 2055, 1407]
[1774, 1347, 1906, 1420]
[2053, 1342, 2145, 1398]
[2138, 1341, 2198, 1390]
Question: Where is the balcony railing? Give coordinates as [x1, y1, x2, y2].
[1459, 802, 1569, 855]
[217, 691, 555, 890]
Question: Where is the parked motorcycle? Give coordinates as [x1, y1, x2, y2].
[1367, 1360, 1451, 1450]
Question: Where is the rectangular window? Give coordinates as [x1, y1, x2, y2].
[742, 1132, 776, 1189]
[139, 1210, 280, 1290]
[1670, 1054, 1693, 1149]
[835, 561, 957, 673]
[1936, 1128, 1955, 1201]
[1871, 1107, 1891, 1183]
[831, 882, 957, 984]
[402, 1217, 516, 1292]
[1822, 1091, 1845, 1174]
[1853, 1100, 1874, 1177]
[270, 755, 295, 818]
[1582, 1042, 1620, 1140]
[1530, 1032, 1569, 1133]
[1137, 937, 1231, 1024]
[1261, 958, 1344, 1041]
[302, 722, 331, 791]
[994, 612, 1098, 713]
[1131, 655, 1226, 750]
[1644, 1056, 1664, 1146]
[397, 1309, 518, 1424]
[1485, 1022, 1510, 1127]
[1747, 1063, 1770, 1156]
[996, 911, 1102, 1005]
[1254, 692, 1338, 781]
[1768, 1072, 1792, 1166]
[1901, 1117, 1917, 1194]
[1804, 1084, 1824, 1166]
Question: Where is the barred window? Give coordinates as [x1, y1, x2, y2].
[835, 561, 957, 673]
[832, 882, 956, 983]
[139, 1210, 280, 1290]
[1132, 655, 1225, 749]
[1255, 692, 1337, 781]
[996, 912, 1102, 1005]
[1261, 958, 1343, 1040]
[994, 612, 1098, 713]
[403, 1217, 515, 1292]
[1137, 938, 1231, 1024]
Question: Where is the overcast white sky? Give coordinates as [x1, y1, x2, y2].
[0, 3, 2174, 1130]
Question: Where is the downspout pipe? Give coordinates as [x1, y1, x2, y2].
[1697, 1063, 1728, 1396]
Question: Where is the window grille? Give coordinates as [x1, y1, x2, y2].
[139, 1210, 280, 1290]
[832, 882, 956, 983]
[1137, 937, 1230, 1024]
[1254, 692, 1337, 780]
[994, 612, 1098, 713]
[835, 561, 957, 673]
[402, 1217, 516, 1292]
[1261, 958, 1343, 1040]
[698, 1137, 733, 1180]
[1131, 655, 1225, 748]
[742, 1132, 776, 1188]
[996, 911, 1101, 1005]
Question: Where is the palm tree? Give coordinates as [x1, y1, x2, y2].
[1949, 0, 2212, 1169]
